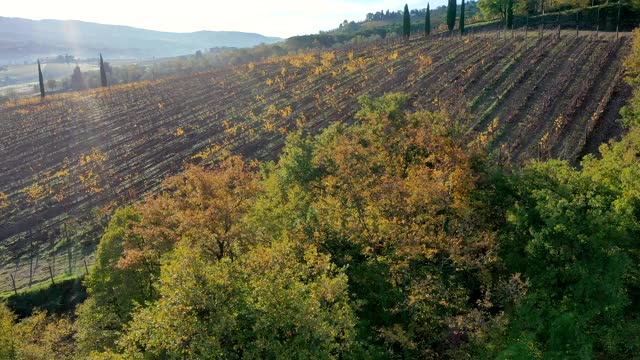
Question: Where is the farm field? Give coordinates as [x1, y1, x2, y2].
[0, 32, 632, 293]
[0, 62, 98, 88]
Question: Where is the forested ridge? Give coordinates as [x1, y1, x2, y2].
[2, 30, 640, 358]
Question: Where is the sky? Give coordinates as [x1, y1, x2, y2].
[2, 0, 447, 38]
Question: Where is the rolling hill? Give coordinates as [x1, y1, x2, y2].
[0, 17, 282, 63]
[0, 31, 632, 293]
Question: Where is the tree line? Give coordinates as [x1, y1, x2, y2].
[36, 53, 110, 99]
[395, 0, 488, 38]
[397, 0, 633, 39]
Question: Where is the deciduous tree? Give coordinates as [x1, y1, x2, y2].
[0, 303, 17, 359]
[119, 240, 358, 359]
[479, 0, 509, 21]
[494, 160, 639, 357]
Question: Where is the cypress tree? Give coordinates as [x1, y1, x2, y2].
[37, 59, 45, 98]
[506, 0, 514, 28]
[447, 0, 457, 32]
[403, 4, 411, 38]
[425, 3, 431, 36]
[99, 53, 108, 87]
[71, 65, 87, 91]
[460, 0, 465, 34]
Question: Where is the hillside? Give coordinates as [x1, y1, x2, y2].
[340, 2, 482, 33]
[0, 17, 282, 64]
[0, 32, 632, 293]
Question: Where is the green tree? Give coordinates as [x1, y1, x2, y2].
[403, 4, 411, 38]
[241, 93, 500, 357]
[425, 3, 431, 35]
[74, 207, 149, 355]
[99, 53, 108, 87]
[247, 130, 322, 242]
[301, 94, 494, 357]
[119, 240, 359, 359]
[1, 304, 79, 360]
[76, 157, 260, 355]
[621, 29, 640, 127]
[448, 0, 457, 31]
[37, 60, 45, 98]
[506, 0, 514, 27]
[461, 0, 466, 34]
[14, 311, 77, 360]
[479, 0, 509, 20]
[492, 160, 639, 358]
[0, 302, 17, 359]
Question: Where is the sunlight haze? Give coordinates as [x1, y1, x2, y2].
[4, 0, 446, 38]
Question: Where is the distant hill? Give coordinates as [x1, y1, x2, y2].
[0, 17, 282, 63]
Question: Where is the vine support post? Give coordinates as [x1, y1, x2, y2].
[28, 228, 34, 288]
[48, 266, 55, 285]
[584, 124, 589, 145]
[616, 0, 621, 39]
[10, 274, 17, 295]
[596, 6, 600, 38]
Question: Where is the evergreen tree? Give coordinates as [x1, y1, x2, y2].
[460, 0, 466, 34]
[447, 0, 457, 31]
[37, 60, 45, 98]
[403, 4, 411, 38]
[99, 54, 108, 88]
[506, 0, 514, 28]
[425, 3, 431, 36]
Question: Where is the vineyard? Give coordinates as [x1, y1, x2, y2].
[0, 31, 632, 293]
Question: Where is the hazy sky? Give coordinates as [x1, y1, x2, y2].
[3, 0, 447, 38]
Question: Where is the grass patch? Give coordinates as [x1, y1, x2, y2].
[1, 275, 87, 318]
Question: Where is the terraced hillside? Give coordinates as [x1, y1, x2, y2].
[0, 32, 632, 292]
